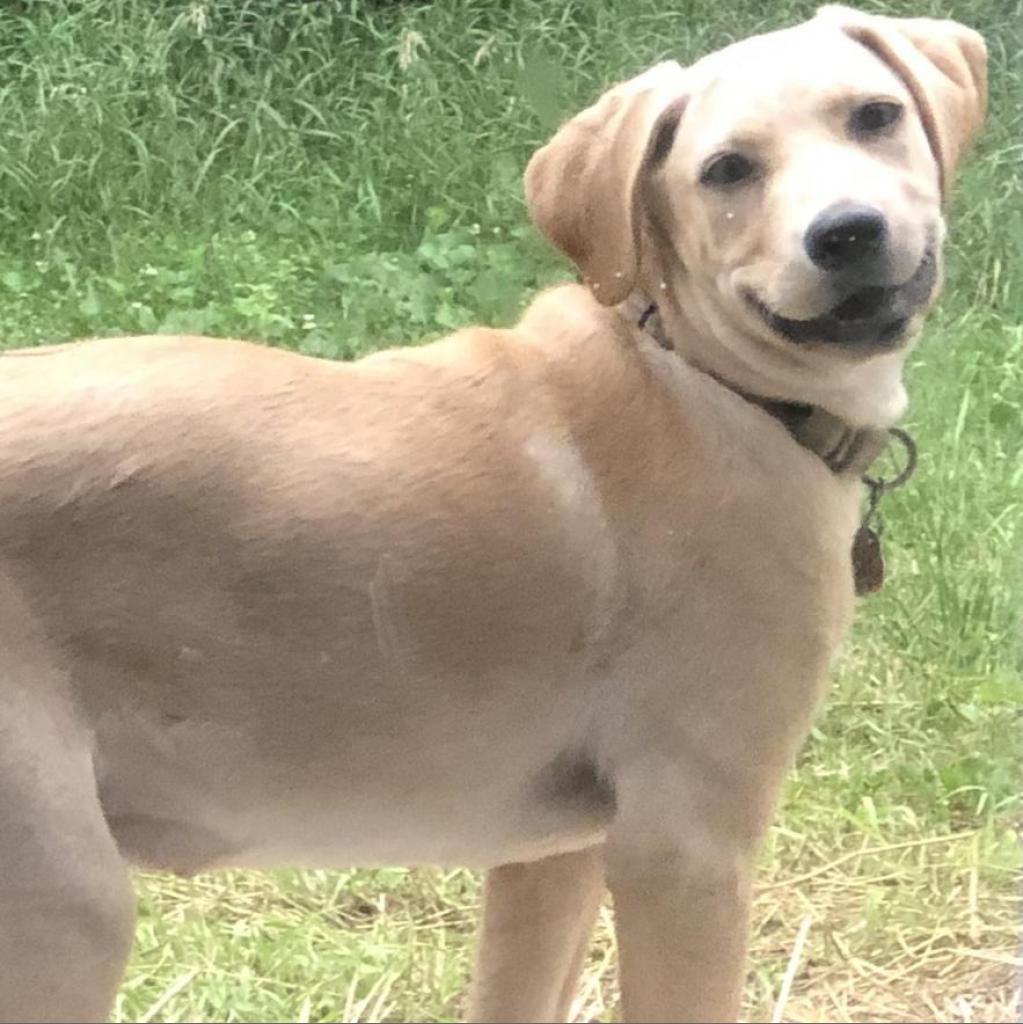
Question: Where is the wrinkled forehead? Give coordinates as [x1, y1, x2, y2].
[684, 23, 910, 144]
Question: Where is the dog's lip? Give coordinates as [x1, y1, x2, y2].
[745, 245, 937, 348]
[830, 285, 890, 322]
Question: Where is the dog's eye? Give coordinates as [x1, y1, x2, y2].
[850, 101, 903, 135]
[700, 152, 757, 188]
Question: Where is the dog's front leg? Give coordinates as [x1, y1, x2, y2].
[467, 845, 604, 1023]
[604, 766, 763, 1023]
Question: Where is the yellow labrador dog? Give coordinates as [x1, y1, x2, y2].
[0, 6, 985, 1023]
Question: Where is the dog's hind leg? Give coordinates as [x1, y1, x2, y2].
[0, 583, 135, 1023]
[467, 845, 604, 1023]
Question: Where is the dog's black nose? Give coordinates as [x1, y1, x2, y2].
[804, 205, 887, 271]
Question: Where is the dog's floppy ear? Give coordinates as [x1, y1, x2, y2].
[816, 5, 987, 199]
[525, 62, 687, 306]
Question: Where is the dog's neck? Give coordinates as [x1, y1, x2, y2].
[624, 294, 891, 478]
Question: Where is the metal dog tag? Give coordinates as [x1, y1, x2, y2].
[852, 524, 885, 595]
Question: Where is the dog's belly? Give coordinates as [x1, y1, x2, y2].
[92, 658, 615, 876]
[104, 797, 608, 876]
[97, 754, 612, 876]
[101, 791, 609, 876]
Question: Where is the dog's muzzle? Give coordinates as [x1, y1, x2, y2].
[745, 240, 938, 349]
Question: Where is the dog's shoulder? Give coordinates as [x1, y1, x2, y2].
[516, 283, 634, 355]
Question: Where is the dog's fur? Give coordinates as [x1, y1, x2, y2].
[0, 7, 985, 1022]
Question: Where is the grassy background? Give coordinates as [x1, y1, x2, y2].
[0, 0, 1020, 1019]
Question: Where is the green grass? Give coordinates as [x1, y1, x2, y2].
[0, 0, 1020, 1020]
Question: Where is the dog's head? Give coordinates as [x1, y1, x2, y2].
[525, 6, 987, 426]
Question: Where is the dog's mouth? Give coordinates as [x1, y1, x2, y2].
[745, 245, 938, 348]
